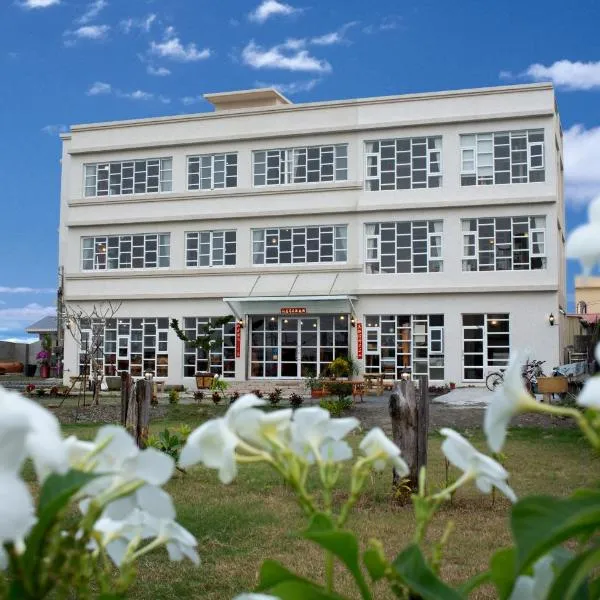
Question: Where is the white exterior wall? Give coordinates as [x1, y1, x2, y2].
[59, 83, 565, 386]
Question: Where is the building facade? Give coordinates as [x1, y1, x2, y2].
[59, 83, 566, 387]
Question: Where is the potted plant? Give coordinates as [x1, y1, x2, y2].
[449, 381, 456, 390]
[36, 350, 51, 379]
[305, 375, 326, 399]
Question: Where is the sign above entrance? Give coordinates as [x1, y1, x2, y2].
[280, 307, 307, 315]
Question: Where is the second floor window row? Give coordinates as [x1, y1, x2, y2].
[84, 159, 172, 197]
[82, 233, 170, 270]
[253, 145, 348, 186]
[252, 226, 348, 265]
[186, 230, 237, 267]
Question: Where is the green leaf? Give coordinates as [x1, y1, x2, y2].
[511, 492, 600, 572]
[392, 544, 464, 600]
[363, 547, 387, 582]
[489, 548, 517, 600]
[547, 545, 600, 600]
[302, 513, 372, 598]
[457, 571, 492, 596]
[257, 560, 347, 599]
[22, 470, 100, 591]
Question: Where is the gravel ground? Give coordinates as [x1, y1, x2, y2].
[352, 397, 576, 434]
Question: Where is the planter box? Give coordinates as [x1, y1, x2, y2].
[105, 376, 122, 391]
[311, 388, 327, 399]
[195, 373, 215, 389]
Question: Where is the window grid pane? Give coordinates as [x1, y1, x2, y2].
[460, 130, 545, 186]
[187, 153, 238, 191]
[185, 230, 237, 267]
[364, 136, 442, 191]
[84, 158, 173, 197]
[365, 220, 443, 274]
[253, 145, 348, 186]
[183, 317, 235, 378]
[81, 233, 170, 271]
[252, 225, 347, 265]
[461, 216, 546, 272]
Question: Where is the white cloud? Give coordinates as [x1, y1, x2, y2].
[181, 96, 203, 106]
[564, 124, 600, 203]
[255, 78, 320, 95]
[41, 124, 67, 136]
[65, 24, 110, 44]
[121, 13, 156, 34]
[87, 81, 112, 95]
[0, 304, 55, 333]
[118, 89, 154, 101]
[311, 22, 358, 46]
[76, 0, 107, 25]
[363, 15, 401, 34]
[0, 337, 39, 344]
[150, 29, 211, 62]
[522, 59, 600, 91]
[242, 40, 331, 73]
[147, 65, 171, 76]
[20, 0, 60, 9]
[0, 287, 55, 293]
[248, 0, 300, 24]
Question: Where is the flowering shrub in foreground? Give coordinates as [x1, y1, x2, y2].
[180, 351, 600, 600]
[0, 386, 197, 600]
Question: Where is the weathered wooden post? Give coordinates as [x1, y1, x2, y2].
[137, 379, 152, 449]
[125, 379, 140, 439]
[388, 376, 429, 492]
[120, 372, 131, 426]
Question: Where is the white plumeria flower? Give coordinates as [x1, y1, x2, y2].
[566, 196, 600, 274]
[180, 394, 266, 483]
[290, 407, 359, 464]
[508, 555, 554, 600]
[576, 343, 600, 409]
[233, 408, 293, 449]
[359, 427, 409, 475]
[0, 385, 68, 480]
[484, 353, 537, 453]
[75, 425, 176, 521]
[440, 428, 516, 502]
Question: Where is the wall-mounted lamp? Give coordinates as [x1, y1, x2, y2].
[236, 318, 245, 329]
[350, 315, 356, 328]
[549, 313, 555, 327]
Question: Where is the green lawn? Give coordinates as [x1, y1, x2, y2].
[54, 405, 597, 600]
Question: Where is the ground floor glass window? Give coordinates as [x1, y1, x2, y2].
[250, 315, 349, 378]
[364, 315, 445, 380]
[182, 318, 235, 378]
[462, 313, 510, 380]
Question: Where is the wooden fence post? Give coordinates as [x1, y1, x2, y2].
[120, 372, 131, 426]
[137, 379, 152, 449]
[389, 377, 429, 492]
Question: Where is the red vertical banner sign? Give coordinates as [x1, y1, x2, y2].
[356, 322, 363, 360]
[235, 322, 241, 358]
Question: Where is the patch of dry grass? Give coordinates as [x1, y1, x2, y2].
[58, 408, 596, 599]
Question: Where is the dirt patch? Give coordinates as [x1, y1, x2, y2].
[53, 403, 168, 425]
[352, 400, 577, 434]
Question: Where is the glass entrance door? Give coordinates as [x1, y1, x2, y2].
[250, 315, 348, 378]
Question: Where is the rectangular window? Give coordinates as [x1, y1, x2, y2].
[185, 231, 236, 267]
[252, 225, 348, 265]
[84, 158, 172, 197]
[182, 318, 235, 378]
[364, 220, 443, 274]
[78, 317, 170, 378]
[187, 153, 237, 190]
[365, 136, 442, 191]
[81, 233, 170, 271]
[253, 144, 348, 186]
[462, 216, 546, 271]
[364, 314, 445, 380]
[462, 314, 510, 380]
[460, 130, 545, 186]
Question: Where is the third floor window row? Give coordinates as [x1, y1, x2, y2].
[82, 129, 546, 197]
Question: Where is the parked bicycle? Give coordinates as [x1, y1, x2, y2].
[485, 359, 545, 392]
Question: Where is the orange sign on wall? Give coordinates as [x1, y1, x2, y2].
[356, 322, 363, 359]
[280, 307, 307, 315]
[235, 322, 241, 358]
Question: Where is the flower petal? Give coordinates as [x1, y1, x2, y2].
[320, 440, 353, 462]
[133, 448, 175, 486]
[105, 538, 130, 566]
[103, 495, 137, 521]
[0, 471, 36, 542]
[0, 412, 29, 473]
[577, 376, 600, 409]
[136, 485, 176, 520]
[325, 417, 359, 441]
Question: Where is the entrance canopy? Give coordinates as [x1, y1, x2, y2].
[223, 295, 357, 319]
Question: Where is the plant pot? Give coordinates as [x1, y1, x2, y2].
[40, 364, 50, 379]
[449, 383, 456, 390]
[311, 388, 326, 399]
[25, 364, 37, 377]
[195, 372, 215, 389]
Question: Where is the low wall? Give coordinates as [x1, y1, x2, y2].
[0, 340, 42, 368]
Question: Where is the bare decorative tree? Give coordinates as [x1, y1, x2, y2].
[63, 301, 122, 407]
[170, 316, 233, 364]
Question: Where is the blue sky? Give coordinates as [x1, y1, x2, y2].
[1, 0, 599, 342]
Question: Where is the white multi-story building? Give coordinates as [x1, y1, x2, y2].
[59, 83, 566, 388]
